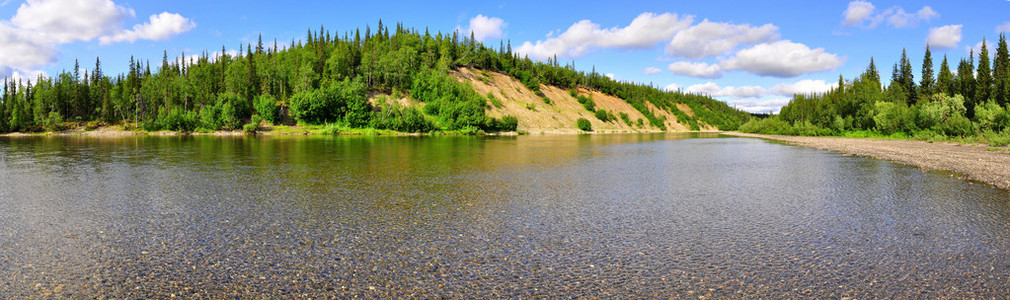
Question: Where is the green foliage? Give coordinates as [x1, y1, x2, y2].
[157, 107, 198, 132]
[289, 78, 369, 126]
[575, 94, 595, 112]
[619, 112, 631, 126]
[595, 109, 613, 122]
[254, 94, 278, 124]
[487, 92, 503, 108]
[974, 101, 1010, 131]
[576, 117, 592, 131]
[739, 118, 795, 135]
[873, 101, 914, 134]
[370, 104, 437, 133]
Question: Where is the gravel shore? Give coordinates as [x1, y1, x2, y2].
[724, 132, 1010, 190]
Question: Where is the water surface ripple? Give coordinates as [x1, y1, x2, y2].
[1, 133, 1008, 298]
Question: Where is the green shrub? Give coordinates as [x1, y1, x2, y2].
[576, 117, 592, 131]
[158, 107, 198, 132]
[487, 92, 504, 108]
[541, 96, 551, 105]
[370, 105, 437, 133]
[289, 78, 369, 126]
[974, 101, 1010, 131]
[595, 109, 611, 122]
[619, 112, 631, 126]
[873, 101, 914, 135]
[739, 118, 794, 135]
[940, 114, 974, 137]
[254, 94, 278, 124]
[199, 105, 221, 131]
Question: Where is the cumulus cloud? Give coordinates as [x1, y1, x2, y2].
[100, 12, 195, 44]
[997, 22, 1010, 33]
[643, 66, 662, 75]
[0, 23, 58, 70]
[665, 20, 778, 59]
[720, 40, 844, 78]
[667, 61, 723, 78]
[927, 25, 962, 49]
[725, 98, 792, 114]
[769, 79, 837, 96]
[684, 82, 765, 98]
[456, 14, 507, 42]
[11, 0, 133, 43]
[515, 12, 692, 59]
[841, 1, 938, 29]
[842, 1, 875, 27]
[0, 0, 194, 79]
[664, 83, 681, 92]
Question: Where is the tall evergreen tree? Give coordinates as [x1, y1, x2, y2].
[864, 57, 880, 91]
[919, 45, 934, 100]
[958, 51, 976, 102]
[937, 55, 954, 96]
[898, 48, 916, 104]
[994, 34, 1010, 106]
[976, 39, 992, 106]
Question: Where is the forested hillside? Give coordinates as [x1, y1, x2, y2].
[742, 34, 1010, 146]
[0, 21, 749, 134]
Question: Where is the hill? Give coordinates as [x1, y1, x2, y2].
[0, 22, 750, 134]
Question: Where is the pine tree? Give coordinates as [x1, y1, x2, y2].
[937, 55, 954, 96]
[976, 39, 992, 105]
[864, 57, 880, 91]
[898, 48, 916, 104]
[959, 51, 976, 102]
[994, 34, 1010, 106]
[919, 45, 934, 100]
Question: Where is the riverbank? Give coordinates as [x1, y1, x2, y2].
[0, 123, 696, 137]
[724, 132, 1010, 190]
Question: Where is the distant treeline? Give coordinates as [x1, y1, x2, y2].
[0, 21, 749, 134]
[742, 34, 1010, 146]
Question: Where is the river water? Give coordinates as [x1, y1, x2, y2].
[1, 133, 1008, 298]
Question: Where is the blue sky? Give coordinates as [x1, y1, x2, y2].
[1, 0, 1008, 112]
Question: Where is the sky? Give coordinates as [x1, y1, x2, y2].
[1, 0, 1008, 113]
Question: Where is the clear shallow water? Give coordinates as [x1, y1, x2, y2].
[1, 133, 1009, 298]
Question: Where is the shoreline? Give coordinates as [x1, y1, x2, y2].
[724, 132, 1010, 190]
[0, 124, 709, 138]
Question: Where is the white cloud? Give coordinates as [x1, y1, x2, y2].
[643, 66, 662, 75]
[0, 23, 58, 70]
[0, 0, 194, 79]
[926, 25, 962, 49]
[721, 40, 844, 78]
[665, 20, 778, 59]
[917, 7, 938, 20]
[667, 61, 723, 78]
[842, 1, 875, 26]
[997, 22, 1010, 33]
[11, 0, 133, 43]
[456, 14, 507, 42]
[725, 98, 792, 114]
[605, 73, 615, 80]
[769, 79, 837, 96]
[842, 2, 938, 29]
[664, 83, 681, 92]
[100, 12, 195, 44]
[515, 12, 692, 59]
[684, 82, 765, 98]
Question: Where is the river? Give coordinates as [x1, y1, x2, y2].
[1, 133, 1008, 297]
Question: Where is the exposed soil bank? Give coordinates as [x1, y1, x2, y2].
[725, 132, 1010, 190]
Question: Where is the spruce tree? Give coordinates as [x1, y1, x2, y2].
[919, 45, 934, 100]
[959, 51, 975, 102]
[976, 39, 992, 106]
[864, 57, 880, 91]
[898, 48, 916, 104]
[937, 55, 954, 96]
[994, 34, 1010, 106]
